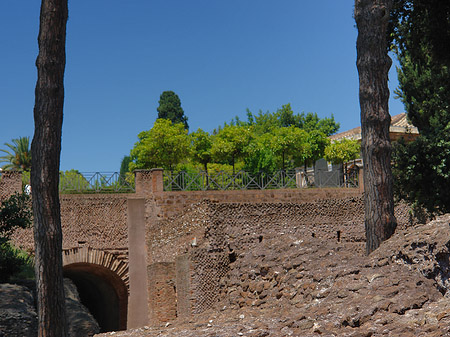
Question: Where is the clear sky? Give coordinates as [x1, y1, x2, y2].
[0, 1, 404, 172]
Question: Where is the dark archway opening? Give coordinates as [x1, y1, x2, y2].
[64, 263, 128, 333]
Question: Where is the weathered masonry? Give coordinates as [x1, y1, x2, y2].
[2, 169, 399, 332]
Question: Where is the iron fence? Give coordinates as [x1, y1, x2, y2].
[59, 172, 134, 193]
[164, 169, 310, 191]
[164, 168, 359, 191]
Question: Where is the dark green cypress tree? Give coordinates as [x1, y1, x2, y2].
[157, 91, 189, 130]
[391, 0, 450, 215]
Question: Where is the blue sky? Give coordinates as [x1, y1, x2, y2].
[0, 1, 403, 172]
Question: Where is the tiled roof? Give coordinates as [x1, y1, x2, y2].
[329, 113, 419, 142]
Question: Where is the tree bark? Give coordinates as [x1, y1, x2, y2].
[355, 0, 397, 255]
[31, 1, 68, 336]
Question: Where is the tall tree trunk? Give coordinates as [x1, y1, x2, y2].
[31, 0, 68, 336]
[355, 0, 397, 255]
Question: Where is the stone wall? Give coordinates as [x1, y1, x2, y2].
[147, 262, 177, 324]
[0, 171, 22, 202]
[151, 188, 362, 220]
[11, 193, 131, 265]
[145, 195, 412, 325]
[1, 169, 414, 329]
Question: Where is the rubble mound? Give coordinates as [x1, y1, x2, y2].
[98, 213, 450, 336]
[0, 279, 99, 337]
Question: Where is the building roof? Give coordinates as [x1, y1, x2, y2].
[329, 113, 419, 142]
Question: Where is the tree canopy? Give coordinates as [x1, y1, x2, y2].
[390, 0, 450, 215]
[324, 139, 360, 165]
[157, 91, 189, 130]
[190, 129, 212, 172]
[126, 104, 340, 176]
[130, 118, 190, 171]
[210, 124, 252, 173]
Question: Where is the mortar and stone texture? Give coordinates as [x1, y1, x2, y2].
[0, 169, 413, 331]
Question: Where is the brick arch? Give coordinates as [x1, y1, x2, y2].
[63, 247, 129, 331]
[62, 247, 129, 289]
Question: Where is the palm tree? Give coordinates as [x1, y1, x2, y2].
[0, 137, 31, 171]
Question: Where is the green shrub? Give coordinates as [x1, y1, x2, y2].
[0, 192, 33, 282]
[0, 242, 34, 282]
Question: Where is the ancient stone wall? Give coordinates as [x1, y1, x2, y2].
[147, 262, 177, 324]
[145, 196, 412, 324]
[151, 188, 361, 220]
[1, 169, 414, 329]
[0, 171, 22, 202]
[11, 194, 131, 264]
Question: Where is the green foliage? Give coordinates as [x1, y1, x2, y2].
[390, 0, 450, 215]
[214, 104, 338, 173]
[130, 119, 190, 171]
[119, 156, 132, 179]
[59, 170, 90, 192]
[300, 112, 340, 137]
[210, 125, 252, 173]
[243, 133, 278, 174]
[241, 104, 340, 137]
[393, 136, 450, 215]
[270, 126, 309, 170]
[0, 192, 33, 282]
[157, 91, 189, 130]
[190, 129, 212, 172]
[127, 103, 340, 176]
[0, 137, 31, 171]
[304, 130, 330, 167]
[324, 139, 360, 165]
[0, 242, 34, 282]
[0, 192, 32, 243]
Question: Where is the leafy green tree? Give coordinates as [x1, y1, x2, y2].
[277, 103, 302, 128]
[243, 133, 277, 174]
[119, 155, 131, 177]
[300, 112, 340, 137]
[190, 129, 212, 172]
[324, 139, 360, 168]
[324, 138, 360, 187]
[0, 137, 31, 171]
[157, 91, 189, 130]
[130, 119, 190, 171]
[0, 192, 34, 283]
[59, 170, 90, 192]
[270, 126, 309, 171]
[304, 130, 330, 170]
[0, 192, 32, 245]
[210, 125, 252, 173]
[0, 192, 33, 283]
[390, 0, 450, 215]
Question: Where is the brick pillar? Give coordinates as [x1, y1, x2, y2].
[175, 255, 191, 319]
[148, 262, 177, 324]
[127, 198, 149, 328]
[150, 168, 164, 193]
[134, 169, 164, 196]
[358, 167, 364, 193]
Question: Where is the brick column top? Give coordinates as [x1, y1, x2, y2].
[134, 169, 164, 195]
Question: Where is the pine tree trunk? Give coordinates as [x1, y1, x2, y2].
[31, 1, 68, 336]
[355, 0, 397, 255]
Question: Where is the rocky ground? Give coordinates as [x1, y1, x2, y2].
[98, 214, 450, 337]
[0, 279, 99, 337]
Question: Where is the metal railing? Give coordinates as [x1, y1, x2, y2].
[164, 169, 306, 191]
[163, 168, 359, 191]
[59, 172, 134, 193]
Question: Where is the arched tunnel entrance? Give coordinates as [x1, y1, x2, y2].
[63, 263, 128, 332]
